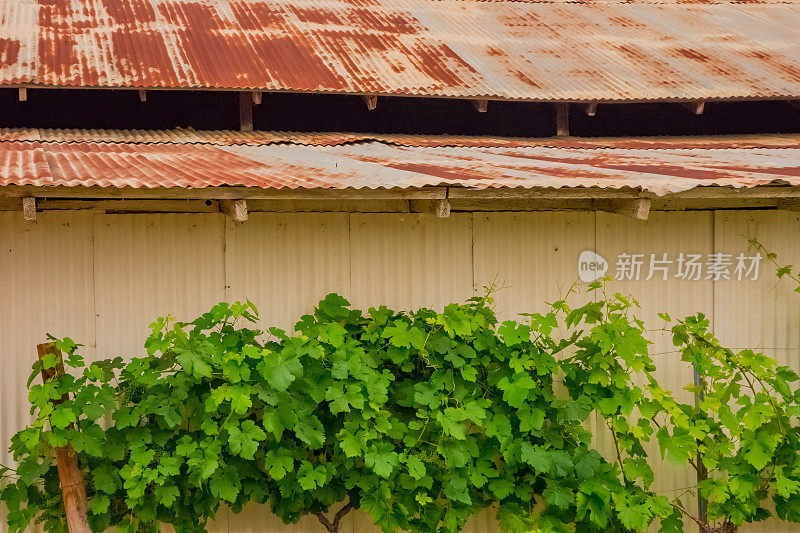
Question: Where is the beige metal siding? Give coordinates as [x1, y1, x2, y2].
[93, 214, 227, 358]
[712, 211, 800, 533]
[349, 213, 474, 311]
[1, 210, 799, 532]
[473, 212, 595, 321]
[0, 212, 96, 467]
[225, 213, 350, 333]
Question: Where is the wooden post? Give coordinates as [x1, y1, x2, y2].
[554, 103, 569, 136]
[239, 92, 253, 132]
[37, 343, 91, 533]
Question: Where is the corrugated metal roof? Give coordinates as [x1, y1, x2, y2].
[0, 0, 799, 100]
[1, 128, 800, 195]
[3, 128, 800, 149]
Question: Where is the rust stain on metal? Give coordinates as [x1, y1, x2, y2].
[0, 0, 799, 100]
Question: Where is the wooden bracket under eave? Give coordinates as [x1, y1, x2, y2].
[138, 89, 147, 102]
[252, 91, 263, 105]
[362, 95, 377, 111]
[471, 99, 488, 113]
[410, 198, 450, 218]
[220, 199, 248, 223]
[18, 88, 27, 101]
[22, 197, 36, 221]
[595, 198, 651, 220]
[580, 101, 598, 116]
[681, 101, 705, 115]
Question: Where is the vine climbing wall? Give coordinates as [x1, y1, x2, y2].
[0, 209, 798, 533]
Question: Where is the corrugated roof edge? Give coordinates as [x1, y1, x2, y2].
[1, 128, 799, 150]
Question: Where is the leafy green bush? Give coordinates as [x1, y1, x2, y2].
[2, 287, 800, 533]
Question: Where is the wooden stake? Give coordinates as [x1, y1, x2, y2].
[22, 197, 36, 221]
[239, 92, 253, 132]
[471, 99, 488, 113]
[36, 343, 91, 533]
[361, 95, 377, 111]
[220, 199, 248, 222]
[410, 198, 450, 218]
[554, 103, 569, 136]
[595, 198, 651, 220]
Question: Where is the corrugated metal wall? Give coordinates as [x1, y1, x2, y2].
[1, 210, 797, 533]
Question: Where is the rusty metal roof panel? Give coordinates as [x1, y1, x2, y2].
[0, 0, 37, 84]
[3, 0, 800, 100]
[3, 128, 799, 149]
[0, 141, 50, 185]
[2, 129, 800, 195]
